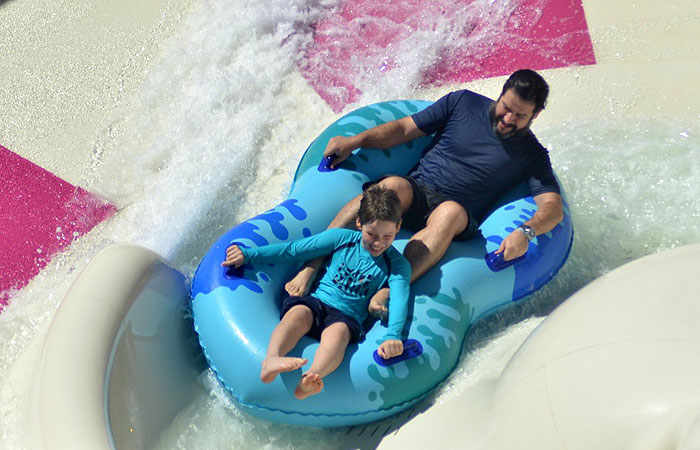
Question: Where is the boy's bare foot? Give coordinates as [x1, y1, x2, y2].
[294, 372, 323, 399]
[285, 266, 317, 297]
[368, 288, 389, 319]
[260, 356, 308, 383]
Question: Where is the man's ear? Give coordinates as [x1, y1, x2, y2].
[396, 220, 402, 232]
[356, 217, 362, 230]
[532, 110, 541, 121]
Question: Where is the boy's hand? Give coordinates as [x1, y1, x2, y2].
[221, 244, 245, 268]
[377, 339, 404, 360]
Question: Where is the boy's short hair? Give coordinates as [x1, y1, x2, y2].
[358, 185, 402, 225]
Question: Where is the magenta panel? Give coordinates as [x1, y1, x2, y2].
[0, 145, 117, 310]
[300, 0, 595, 112]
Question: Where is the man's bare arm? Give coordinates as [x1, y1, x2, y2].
[497, 191, 563, 261]
[325, 116, 424, 168]
[527, 192, 564, 235]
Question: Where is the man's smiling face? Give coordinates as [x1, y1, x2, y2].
[492, 88, 539, 138]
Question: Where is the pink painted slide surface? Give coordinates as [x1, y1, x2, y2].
[301, 0, 596, 112]
[0, 145, 117, 310]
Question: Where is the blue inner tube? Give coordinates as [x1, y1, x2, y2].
[191, 100, 573, 427]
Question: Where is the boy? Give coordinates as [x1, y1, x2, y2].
[221, 185, 411, 399]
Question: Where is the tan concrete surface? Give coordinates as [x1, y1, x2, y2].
[0, 0, 194, 185]
[548, 0, 700, 122]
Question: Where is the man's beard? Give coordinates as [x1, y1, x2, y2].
[489, 103, 532, 138]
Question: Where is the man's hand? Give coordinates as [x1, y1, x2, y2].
[323, 136, 358, 168]
[377, 339, 404, 359]
[496, 229, 529, 261]
[496, 192, 563, 261]
[221, 244, 245, 268]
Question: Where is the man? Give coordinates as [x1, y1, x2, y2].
[286, 69, 563, 315]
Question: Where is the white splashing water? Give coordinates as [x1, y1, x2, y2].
[1, 0, 699, 448]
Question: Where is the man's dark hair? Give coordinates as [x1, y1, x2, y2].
[500, 69, 549, 114]
[358, 185, 402, 225]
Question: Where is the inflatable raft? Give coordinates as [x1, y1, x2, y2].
[190, 100, 573, 427]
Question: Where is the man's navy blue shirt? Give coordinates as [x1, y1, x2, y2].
[410, 89, 560, 222]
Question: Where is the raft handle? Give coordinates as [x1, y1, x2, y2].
[373, 339, 423, 367]
[223, 265, 244, 280]
[317, 155, 339, 172]
[485, 250, 527, 272]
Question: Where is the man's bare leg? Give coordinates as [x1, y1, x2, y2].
[368, 200, 469, 316]
[261, 305, 312, 383]
[403, 201, 468, 281]
[294, 322, 351, 399]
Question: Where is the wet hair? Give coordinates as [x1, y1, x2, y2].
[500, 69, 549, 114]
[358, 185, 402, 226]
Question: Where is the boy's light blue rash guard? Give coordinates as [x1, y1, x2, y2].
[240, 228, 411, 341]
